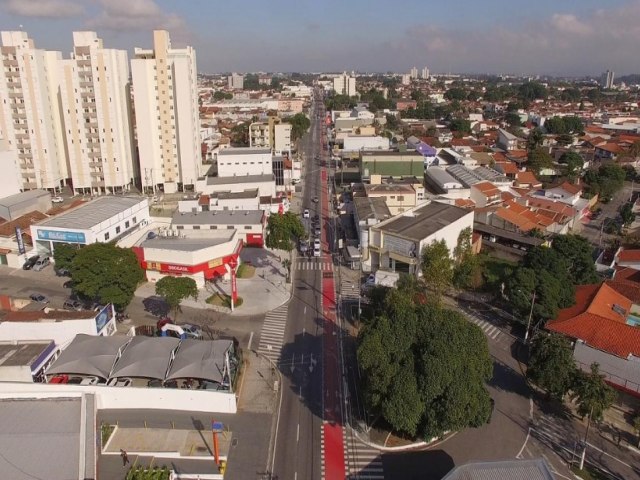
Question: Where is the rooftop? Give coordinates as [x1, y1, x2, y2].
[374, 202, 471, 241]
[0, 189, 50, 208]
[364, 183, 415, 195]
[218, 147, 271, 156]
[353, 196, 392, 222]
[0, 340, 54, 367]
[141, 233, 235, 251]
[172, 210, 264, 226]
[206, 174, 274, 186]
[443, 458, 554, 480]
[36, 196, 146, 230]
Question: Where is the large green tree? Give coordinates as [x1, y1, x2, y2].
[584, 164, 625, 202]
[421, 240, 453, 302]
[449, 118, 471, 134]
[571, 363, 616, 421]
[527, 128, 544, 153]
[265, 211, 305, 251]
[155, 276, 199, 319]
[452, 228, 479, 290]
[53, 243, 79, 271]
[527, 148, 554, 175]
[286, 113, 311, 141]
[527, 333, 577, 400]
[357, 291, 493, 439]
[620, 201, 635, 227]
[559, 152, 584, 179]
[551, 235, 598, 285]
[70, 243, 145, 309]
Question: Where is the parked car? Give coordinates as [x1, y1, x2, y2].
[80, 376, 101, 386]
[147, 231, 157, 239]
[147, 379, 163, 388]
[303, 209, 310, 219]
[67, 376, 84, 385]
[49, 375, 69, 384]
[33, 256, 50, 271]
[22, 255, 40, 270]
[63, 299, 83, 311]
[51, 196, 64, 203]
[55, 267, 70, 277]
[29, 293, 49, 304]
[299, 240, 309, 254]
[107, 377, 132, 387]
[313, 238, 321, 249]
[314, 227, 321, 237]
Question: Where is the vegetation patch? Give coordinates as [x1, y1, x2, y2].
[236, 263, 256, 278]
[126, 466, 170, 480]
[100, 423, 114, 447]
[205, 293, 243, 308]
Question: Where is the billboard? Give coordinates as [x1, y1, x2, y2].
[37, 229, 86, 243]
[95, 304, 114, 334]
[15, 227, 25, 255]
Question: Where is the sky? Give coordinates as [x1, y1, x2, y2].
[0, 0, 638, 76]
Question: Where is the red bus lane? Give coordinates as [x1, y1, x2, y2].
[320, 168, 346, 478]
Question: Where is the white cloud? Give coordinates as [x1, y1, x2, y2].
[0, 0, 84, 18]
[87, 0, 188, 39]
[550, 14, 592, 35]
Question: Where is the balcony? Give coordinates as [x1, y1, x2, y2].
[3, 59, 18, 67]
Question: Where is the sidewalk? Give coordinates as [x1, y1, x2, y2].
[134, 247, 293, 317]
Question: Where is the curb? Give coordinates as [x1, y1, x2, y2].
[350, 426, 455, 453]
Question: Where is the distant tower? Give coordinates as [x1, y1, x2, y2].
[421, 66, 430, 79]
[410, 66, 418, 79]
[601, 70, 615, 89]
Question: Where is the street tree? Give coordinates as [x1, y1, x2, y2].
[504, 112, 522, 127]
[155, 276, 198, 319]
[620, 201, 635, 227]
[551, 235, 598, 285]
[571, 363, 616, 422]
[70, 243, 145, 310]
[265, 211, 305, 251]
[452, 228, 479, 290]
[527, 333, 577, 400]
[558, 152, 584, 179]
[53, 243, 79, 271]
[504, 267, 537, 318]
[527, 148, 554, 175]
[449, 118, 471, 134]
[357, 291, 493, 439]
[527, 128, 544, 153]
[420, 240, 453, 302]
[584, 164, 625, 201]
[286, 113, 311, 142]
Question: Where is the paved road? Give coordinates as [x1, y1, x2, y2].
[271, 92, 325, 480]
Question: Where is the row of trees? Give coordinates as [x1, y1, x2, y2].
[358, 276, 493, 439]
[544, 116, 583, 135]
[504, 235, 597, 330]
[583, 164, 626, 202]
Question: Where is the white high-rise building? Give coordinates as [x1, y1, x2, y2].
[401, 74, 411, 86]
[333, 72, 356, 97]
[601, 70, 615, 89]
[0, 31, 66, 191]
[59, 32, 135, 195]
[228, 73, 243, 90]
[131, 30, 202, 194]
[410, 67, 418, 79]
[421, 66, 430, 79]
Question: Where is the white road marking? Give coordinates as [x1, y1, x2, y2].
[248, 331, 254, 351]
[517, 427, 531, 458]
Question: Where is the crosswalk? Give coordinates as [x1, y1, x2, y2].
[340, 278, 361, 302]
[464, 311, 503, 341]
[295, 259, 334, 271]
[344, 427, 385, 479]
[257, 305, 288, 364]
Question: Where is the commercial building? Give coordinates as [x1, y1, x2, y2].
[360, 150, 425, 180]
[197, 173, 276, 198]
[367, 202, 474, 274]
[30, 196, 149, 255]
[216, 147, 273, 177]
[228, 72, 244, 90]
[363, 183, 417, 215]
[343, 135, 389, 152]
[0, 31, 67, 191]
[333, 71, 356, 96]
[59, 32, 136, 195]
[132, 30, 202, 194]
[0, 190, 51, 221]
[172, 209, 266, 247]
[0, 340, 57, 383]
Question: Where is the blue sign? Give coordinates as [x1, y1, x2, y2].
[37, 229, 86, 243]
[15, 226, 25, 255]
[95, 304, 114, 333]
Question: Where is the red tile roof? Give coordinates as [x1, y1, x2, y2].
[515, 171, 541, 186]
[616, 249, 640, 263]
[473, 181, 501, 197]
[547, 283, 640, 358]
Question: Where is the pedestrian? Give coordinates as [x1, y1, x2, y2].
[120, 449, 129, 467]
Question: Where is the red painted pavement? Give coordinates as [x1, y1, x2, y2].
[320, 144, 346, 479]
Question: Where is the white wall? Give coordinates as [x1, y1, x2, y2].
[418, 209, 474, 258]
[216, 150, 272, 177]
[0, 318, 106, 346]
[0, 383, 237, 413]
[343, 136, 389, 152]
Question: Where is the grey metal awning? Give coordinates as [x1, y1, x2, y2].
[165, 339, 233, 383]
[110, 336, 180, 380]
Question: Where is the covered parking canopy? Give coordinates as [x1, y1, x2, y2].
[110, 336, 180, 380]
[165, 339, 233, 383]
[47, 334, 131, 379]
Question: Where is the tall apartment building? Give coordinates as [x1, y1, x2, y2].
[59, 32, 135, 195]
[228, 73, 243, 90]
[601, 70, 615, 89]
[249, 116, 291, 154]
[131, 30, 202, 194]
[410, 66, 418, 79]
[333, 72, 356, 97]
[0, 31, 67, 191]
[421, 66, 430, 79]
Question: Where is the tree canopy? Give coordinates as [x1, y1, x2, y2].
[544, 116, 583, 135]
[518, 82, 547, 103]
[571, 363, 616, 421]
[325, 94, 357, 111]
[583, 164, 625, 202]
[452, 228, 479, 290]
[527, 333, 577, 400]
[551, 235, 598, 285]
[527, 148, 554, 175]
[53, 243, 79, 270]
[357, 289, 493, 439]
[155, 276, 198, 319]
[285, 113, 311, 142]
[444, 87, 468, 101]
[559, 152, 584, 179]
[527, 128, 544, 153]
[265, 211, 305, 251]
[420, 240, 453, 302]
[213, 90, 233, 100]
[70, 243, 145, 310]
[449, 119, 471, 134]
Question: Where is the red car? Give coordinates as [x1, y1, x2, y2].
[49, 374, 69, 384]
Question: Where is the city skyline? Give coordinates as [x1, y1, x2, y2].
[0, 0, 638, 76]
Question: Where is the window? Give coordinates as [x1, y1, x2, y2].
[176, 225, 184, 230]
[210, 226, 217, 229]
[115, 226, 121, 234]
[133, 217, 137, 223]
[104, 232, 110, 241]
[244, 226, 251, 230]
[125, 221, 130, 228]
[397, 196, 404, 201]
[227, 225, 234, 230]
[193, 225, 200, 230]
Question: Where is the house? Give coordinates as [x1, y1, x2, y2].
[497, 128, 524, 151]
[470, 182, 502, 208]
[546, 281, 640, 398]
[396, 99, 417, 112]
[514, 171, 542, 189]
[614, 248, 640, 271]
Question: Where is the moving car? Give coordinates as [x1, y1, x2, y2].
[312, 196, 319, 203]
[299, 239, 309, 254]
[29, 293, 49, 304]
[22, 255, 40, 270]
[33, 256, 50, 271]
[51, 196, 64, 203]
[313, 246, 321, 257]
[303, 209, 310, 219]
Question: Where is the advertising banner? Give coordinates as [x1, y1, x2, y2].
[95, 304, 114, 334]
[37, 229, 86, 243]
[15, 227, 25, 255]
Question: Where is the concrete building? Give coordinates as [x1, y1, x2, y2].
[0, 31, 66, 191]
[0, 139, 21, 197]
[30, 196, 149, 256]
[333, 72, 356, 96]
[216, 147, 272, 177]
[601, 69, 615, 89]
[363, 183, 417, 215]
[60, 32, 135, 195]
[343, 135, 389, 152]
[249, 117, 292, 154]
[368, 202, 474, 275]
[0, 190, 51, 221]
[410, 67, 418, 79]
[421, 66, 430, 79]
[360, 150, 424, 180]
[227, 72, 244, 90]
[172, 209, 266, 247]
[197, 173, 276, 198]
[131, 30, 202, 194]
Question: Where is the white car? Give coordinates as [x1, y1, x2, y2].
[313, 246, 321, 257]
[303, 209, 310, 219]
[314, 238, 321, 249]
[51, 196, 64, 203]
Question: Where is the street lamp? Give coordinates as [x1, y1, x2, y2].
[228, 256, 238, 312]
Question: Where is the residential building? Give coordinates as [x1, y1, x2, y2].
[470, 181, 502, 208]
[131, 30, 202, 194]
[396, 99, 417, 112]
[601, 69, 615, 89]
[0, 31, 66, 191]
[497, 128, 524, 151]
[216, 147, 272, 177]
[363, 181, 417, 215]
[0, 139, 20, 197]
[401, 74, 411, 86]
[249, 117, 291, 154]
[59, 32, 135, 195]
[410, 67, 418, 79]
[421, 67, 430, 79]
[333, 72, 356, 96]
[227, 72, 244, 90]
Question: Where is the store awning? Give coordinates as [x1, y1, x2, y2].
[110, 336, 180, 380]
[165, 339, 233, 383]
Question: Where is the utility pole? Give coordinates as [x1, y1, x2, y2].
[579, 405, 594, 470]
[524, 290, 536, 344]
